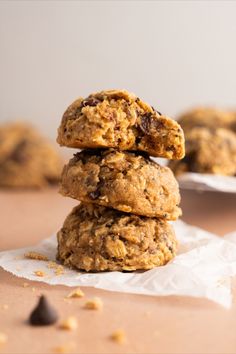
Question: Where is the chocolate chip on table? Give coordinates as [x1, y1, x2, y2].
[81, 97, 101, 107]
[29, 295, 58, 326]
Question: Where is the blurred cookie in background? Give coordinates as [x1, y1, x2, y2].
[169, 127, 236, 176]
[178, 107, 236, 133]
[0, 122, 63, 188]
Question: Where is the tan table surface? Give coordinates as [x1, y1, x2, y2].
[0, 189, 236, 354]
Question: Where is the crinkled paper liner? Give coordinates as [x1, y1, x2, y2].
[0, 220, 236, 308]
[177, 173, 236, 193]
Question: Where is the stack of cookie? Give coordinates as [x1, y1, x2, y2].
[56, 90, 185, 272]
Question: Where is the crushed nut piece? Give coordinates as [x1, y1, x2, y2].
[66, 288, 84, 299]
[59, 316, 78, 331]
[110, 329, 126, 344]
[84, 297, 103, 310]
[25, 252, 49, 261]
[0, 332, 8, 344]
[53, 342, 75, 353]
[34, 270, 46, 277]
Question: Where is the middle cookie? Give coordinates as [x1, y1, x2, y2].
[60, 149, 181, 219]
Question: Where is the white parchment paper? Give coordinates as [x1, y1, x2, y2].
[177, 173, 236, 193]
[153, 158, 236, 193]
[1, 220, 236, 308]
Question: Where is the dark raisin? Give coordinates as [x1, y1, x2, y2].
[89, 190, 100, 199]
[89, 181, 104, 199]
[140, 113, 152, 134]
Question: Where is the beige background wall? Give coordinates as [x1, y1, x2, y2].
[0, 1, 236, 139]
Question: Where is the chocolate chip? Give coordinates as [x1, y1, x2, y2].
[82, 97, 101, 107]
[29, 295, 58, 326]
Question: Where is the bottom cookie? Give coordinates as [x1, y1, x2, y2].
[57, 203, 178, 272]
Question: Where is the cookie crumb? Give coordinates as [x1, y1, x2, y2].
[59, 316, 78, 331]
[32, 287, 36, 292]
[55, 265, 65, 276]
[53, 342, 75, 353]
[25, 252, 49, 261]
[84, 297, 103, 310]
[2, 304, 8, 310]
[23, 282, 29, 288]
[34, 270, 46, 277]
[66, 288, 84, 299]
[110, 329, 126, 344]
[47, 261, 65, 276]
[0, 332, 8, 344]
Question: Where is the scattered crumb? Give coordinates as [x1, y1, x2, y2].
[47, 261, 65, 276]
[0, 332, 8, 344]
[34, 270, 46, 277]
[59, 316, 78, 331]
[23, 282, 29, 288]
[47, 261, 58, 269]
[25, 252, 49, 261]
[52, 342, 75, 353]
[66, 288, 84, 299]
[32, 287, 36, 292]
[110, 329, 126, 344]
[84, 297, 103, 310]
[55, 266, 65, 276]
[2, 304, 8, 310]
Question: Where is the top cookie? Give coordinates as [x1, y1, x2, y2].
[57, 90, 185, 159]
[178, 107, 236, 133]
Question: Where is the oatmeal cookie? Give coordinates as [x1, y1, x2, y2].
[0, 122, 63, 188]
[60, 149, 181, 219]
[178, 107, 236, 133]
[57, 90, 184, 159]
[169, 127, 236, 175]
[57, 203, 178, 272]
